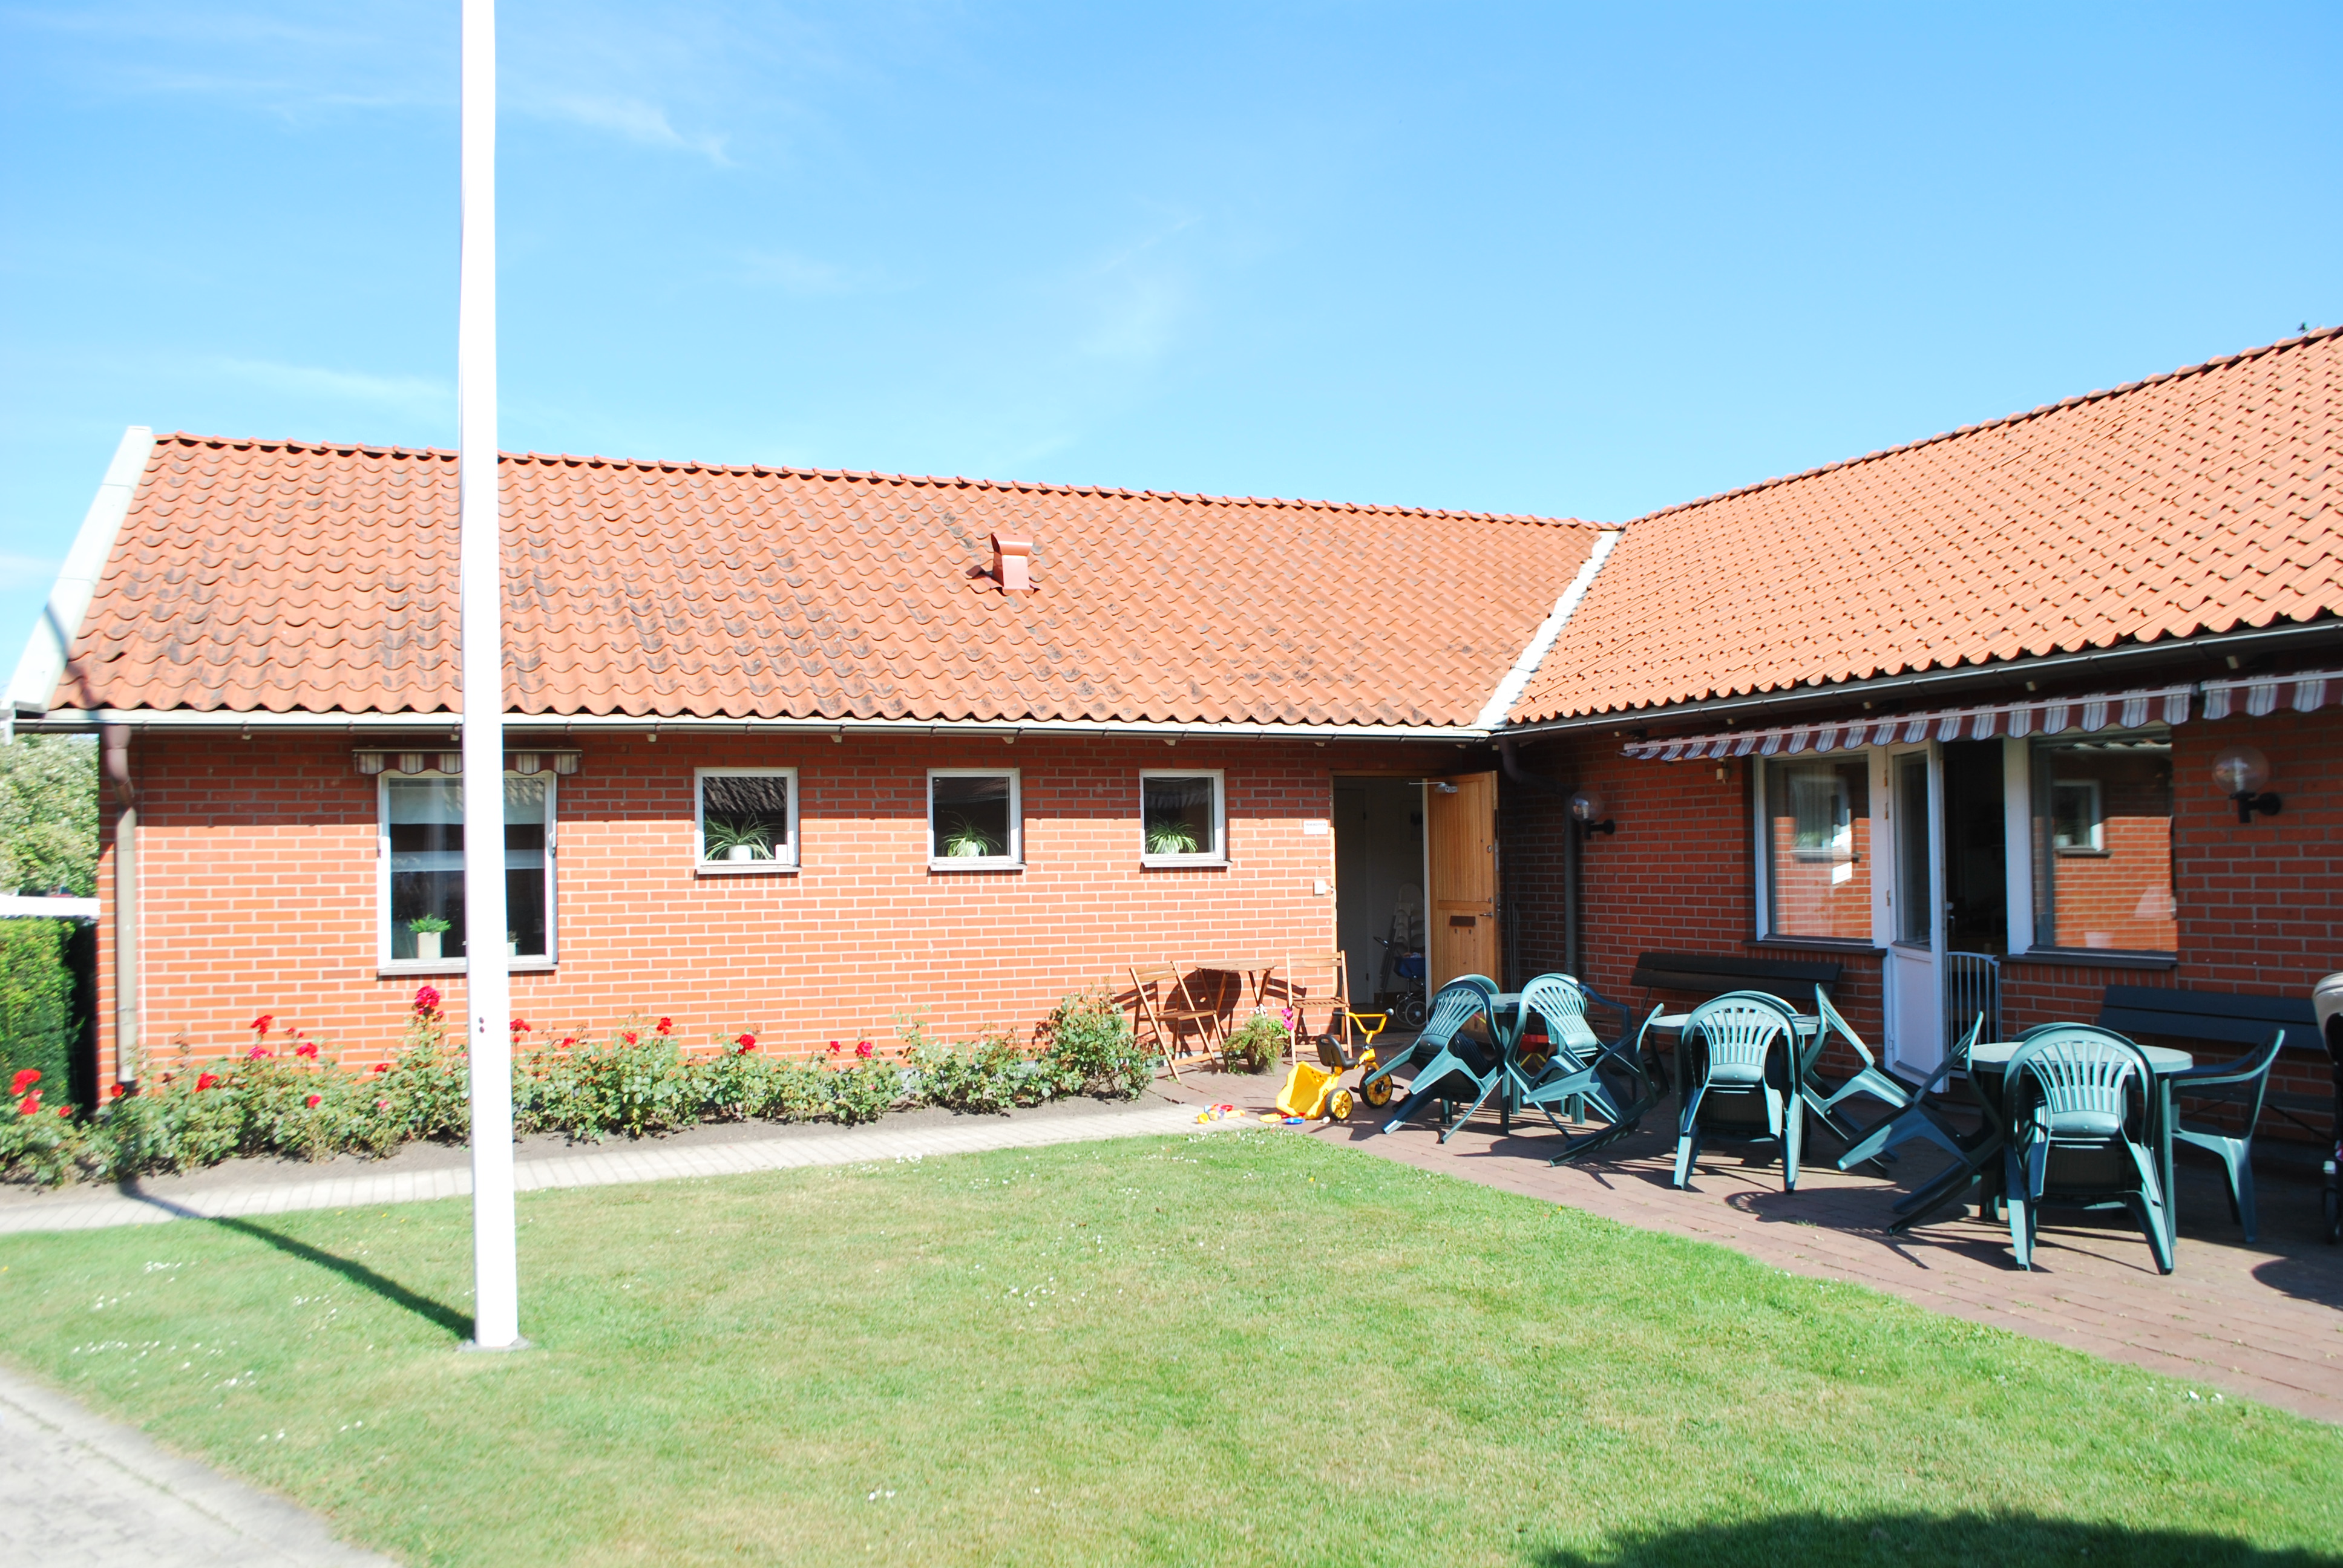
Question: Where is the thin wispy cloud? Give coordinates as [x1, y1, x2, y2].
[215, 359, 449, 419]
[732, 248, 865, 296]
[0, 553, 63, 590]
[529, 91, 732, 165]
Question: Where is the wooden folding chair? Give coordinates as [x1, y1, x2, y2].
[1277, 952, 1353, 1062]
[1129, 963, 1225, 1081]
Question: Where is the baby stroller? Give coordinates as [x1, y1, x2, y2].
[2316, 972, 2343, 1244]
[1372, 886, 1429, 1030]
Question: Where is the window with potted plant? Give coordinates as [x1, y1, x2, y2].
[695, 769, 797, 871]
[928, 769, 1020, 869]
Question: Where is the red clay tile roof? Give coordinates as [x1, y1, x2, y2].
[1511, 326, 2343, 725]
[59, 436, 1601, 728]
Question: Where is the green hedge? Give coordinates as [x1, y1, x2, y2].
[0, 918, 77, 1104]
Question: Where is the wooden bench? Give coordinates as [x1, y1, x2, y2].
[1628, 950, 1843, 1002]
[2096, 985, 2321, 1054]
[2097, 984, 2328, 1144]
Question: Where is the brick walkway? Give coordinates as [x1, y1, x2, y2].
[1310, 1103, 2343, 1423]
[0, 1097, 1242, 1236]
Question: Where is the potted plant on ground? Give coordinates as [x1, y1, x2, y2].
[703, 817, 773, 863]
[407, 913, 450, 962]
[1223, 1007, 1286, 1074]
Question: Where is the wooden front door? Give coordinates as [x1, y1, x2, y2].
[1427, 771, 1498, 987]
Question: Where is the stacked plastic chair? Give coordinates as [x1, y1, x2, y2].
[2002, 1025, 2172, 1275]
[1671, 990, 1806, 1190]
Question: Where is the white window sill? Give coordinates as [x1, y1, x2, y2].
[928, 859, 1024, 873]
[1141, 857, 1230, 871]
[378, 958, 557, 977]
[695, 860, 800, 877]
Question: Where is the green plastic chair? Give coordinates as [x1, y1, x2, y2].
[1671, 990, 1805, 1190]
[1521, 1004, 1668, 1165]
[1806, 988, 1920, 1155]
[1835, 1018, 2004, 1233]
[2003, 1026, 2172, 1275]
[1836, 1014, 1982, 1172]
[2169, 1031, 2285, 1243]
[1367, 979, 1497, 1138]
[1515, 972, 1633, 1122]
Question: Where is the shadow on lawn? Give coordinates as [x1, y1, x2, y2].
[1532, 1514, 2342, 1567]
[211, 1216, 471, 1339]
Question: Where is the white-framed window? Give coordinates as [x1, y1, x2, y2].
[1755, 756, 1871, 941]
[2048, 779, 2104, 854]
[379, 772, 555, 972]
[695, 768, 799, 872]
[928, 769, 1021, 870]
[1139, 770, 1226, 866]
[2031, 734, 2174, 952]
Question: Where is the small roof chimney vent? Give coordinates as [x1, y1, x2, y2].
[991, 533, 1034, 593]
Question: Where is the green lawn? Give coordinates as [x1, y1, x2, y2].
[1, 1131, 2336, 1567]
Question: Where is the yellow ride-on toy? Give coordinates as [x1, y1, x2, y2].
[1276, 1011, 1395, 1122]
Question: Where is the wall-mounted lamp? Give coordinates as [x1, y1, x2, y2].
[1569, 788, 1616, 840]
[2212, 745, 2281, 823]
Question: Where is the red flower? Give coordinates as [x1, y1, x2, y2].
[510, 1017, 531, 1035]
[246, 1045, 270, 1062]
[54, 1103, 71, 1120]
[559, 1036, 576, 1050]
[295, 1042, 320, 1059]
[735, 1032, 757, 1054]
[108, 1083, 124, 1100]
[371, 1062, 390, 1075]
[624, 1031, 639, 1045]
[657, 1017, 673, 1034]
[305, 1093, 323, 1109]
[15, 1094, 37, 1116]
[375, 1099, 391, 1112]
[196, 1073, 220, 1091]
[9, 1068, 38, 1096]
[854, 1040, 874, 1059]
[251, 1013, 274, 1034]
[828, 1040, 841, 1055]
[414, 984, 442, 1016]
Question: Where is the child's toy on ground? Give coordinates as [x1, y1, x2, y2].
[1274, 1020, 1393, 1121]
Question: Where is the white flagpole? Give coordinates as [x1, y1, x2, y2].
[459, 0, 519, 1351]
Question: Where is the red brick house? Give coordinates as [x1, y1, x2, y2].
[11, 327, 2342, 1111]
[1499, 326, 2342, 1120]
[8, 436, 1601, 1077]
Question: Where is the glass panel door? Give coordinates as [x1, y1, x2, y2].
[1886, 746, 1944, 1077]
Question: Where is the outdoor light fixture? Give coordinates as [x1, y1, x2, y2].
[1569, 789, 1616, 840]
[2212, 744, 2281, 823]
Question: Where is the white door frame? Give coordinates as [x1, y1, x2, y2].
[1881, 741, 1947, 1078]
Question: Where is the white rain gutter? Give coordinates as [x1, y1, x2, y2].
[8, 426, 154, 724]
[22, 710, 1495, 743]
[1472, 529, 1622, 731]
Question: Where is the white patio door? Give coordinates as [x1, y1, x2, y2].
[1883, 743, 1947, 1079]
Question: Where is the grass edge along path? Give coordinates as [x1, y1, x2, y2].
[0, 1131, 2336, 1568]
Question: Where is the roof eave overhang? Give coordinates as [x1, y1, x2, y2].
[17, 709, 1495, 745]
[1496, 617, 2343, 740]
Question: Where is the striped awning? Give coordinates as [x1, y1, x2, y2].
[2200, 668, 2341, 721]
[1622, 685, 2195, 762]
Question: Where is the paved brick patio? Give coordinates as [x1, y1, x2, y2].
[1304, 1097, 2343, 1423]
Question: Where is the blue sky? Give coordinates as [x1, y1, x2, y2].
[2, 2, 2336, 659]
